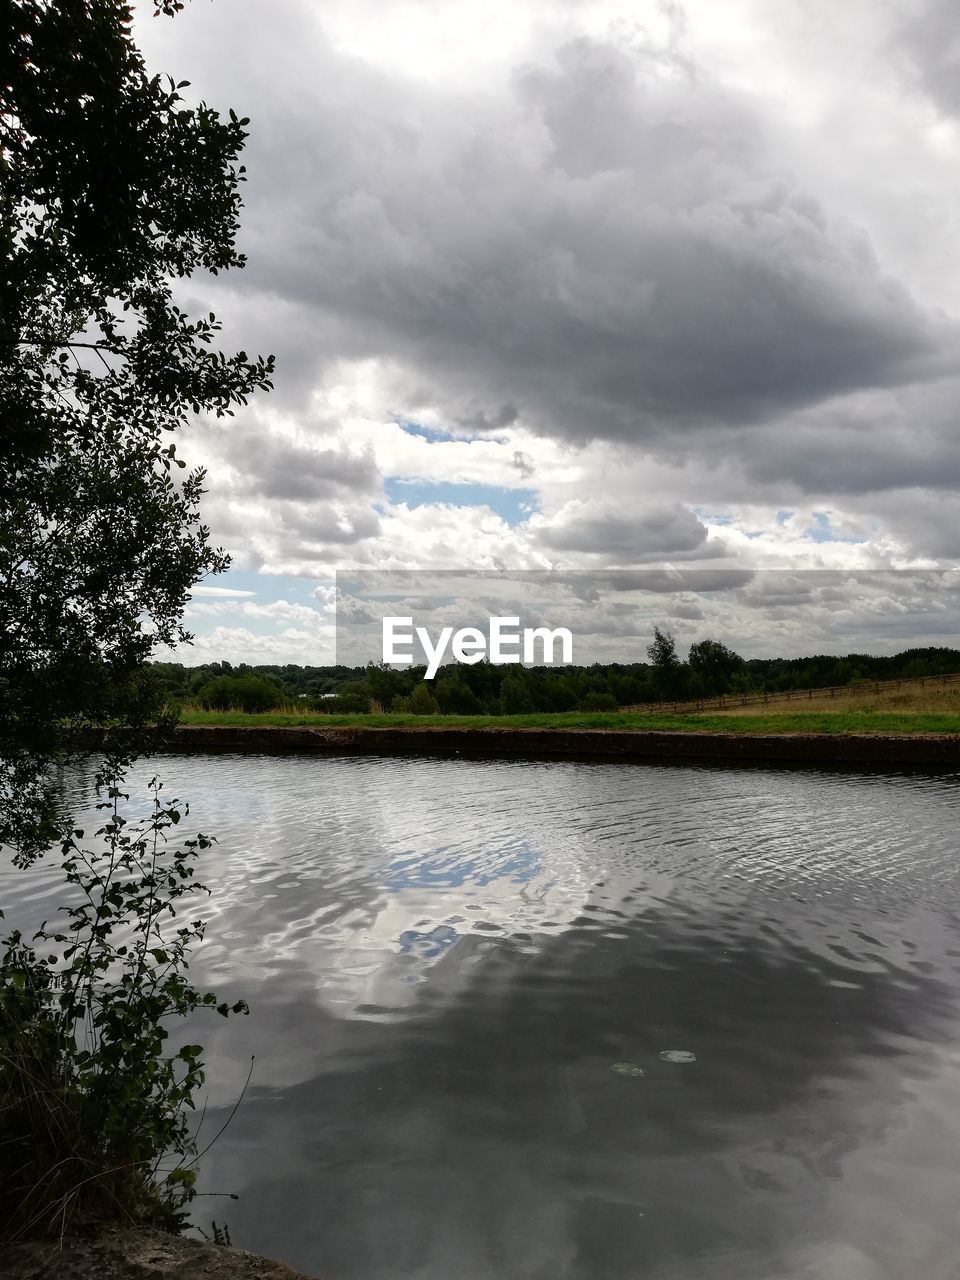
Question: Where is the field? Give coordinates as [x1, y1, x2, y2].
[708, 679, 960, 719]
[180, 680, 960, 736]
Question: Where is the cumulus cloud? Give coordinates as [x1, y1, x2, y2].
[896, 0, 960, 115]
[533, 500, 709, 558]
[231, 438, 379, 503]
[132, 0, 960, 660]
[164, 595, 337, 664]
[171, 11, 950, 444]
[333, 568, 960, 665]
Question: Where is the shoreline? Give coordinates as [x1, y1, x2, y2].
[5, 1227, 313, 1280]
[160, 723, 960, 767]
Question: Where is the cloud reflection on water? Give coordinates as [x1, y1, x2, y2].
[5, 754, 960, 1277]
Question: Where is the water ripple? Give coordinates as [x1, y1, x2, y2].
[5, 755, 960, 1277]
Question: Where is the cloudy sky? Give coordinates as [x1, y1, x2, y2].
[137, 0, 960, 666]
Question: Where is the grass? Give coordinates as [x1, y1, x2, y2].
[709, 682, 960, 718]
[179, 705, 960, 735]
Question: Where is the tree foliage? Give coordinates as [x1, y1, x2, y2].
[646, 626, 679, 672]
[152, 645, 960, 717]
[646, 626, 682, 698]
[0, 0, 273, 862]
[195, 673, 285, 714]
[687, 638, 746, 697]
[0, 780, 248, 1239]
[1, 1, 263, 1240]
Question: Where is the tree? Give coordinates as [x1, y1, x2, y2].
[646, 626, 683, 698]
[335, 679, 373, 714]
[687, 638, 745, 697]
[0, 0, 266, 1238]
[434, 675, 483, 715]
[646, 626, 678, 670]
[542, 676, 579, 713]
[499, 671, 534, 715]
[397, 682, 440, 715]
[1, 0, 273, 863]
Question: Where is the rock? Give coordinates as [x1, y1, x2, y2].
[1, 1226, 316, 1280]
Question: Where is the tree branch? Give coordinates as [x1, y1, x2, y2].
[0, 340, 122, 355]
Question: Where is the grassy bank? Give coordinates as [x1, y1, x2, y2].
[179, 708, 960, 735]
[708, 681, 960, 718]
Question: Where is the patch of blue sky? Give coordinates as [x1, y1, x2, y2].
[776, 509, 795, 526]
[197, 610, 281, 638]
[190, 569, 325, 602]
[804, 511, 865, 545]
[396, 417, 498, 445]
[384, 477, 538, 526]
[690, 505, 733, 526]
[397, 418, 463, 444]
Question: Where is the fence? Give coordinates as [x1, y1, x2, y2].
[620, 670, 960, 717]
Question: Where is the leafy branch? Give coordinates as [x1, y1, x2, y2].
[0, 772, 248, 1240]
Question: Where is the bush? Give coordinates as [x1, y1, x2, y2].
[435, 678, 483, 716]
[394, 683, 440, 715]
[579, 691, 618, 712]
[195, 674, 285, 713]
[499, 674, 534, 715]
[542, 679, 579, 713]
[0, 775, 247, 1241]
[335, 681, 373, 714]
[308, 696, 348, 713]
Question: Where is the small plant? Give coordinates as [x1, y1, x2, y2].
[0, 773, 248, 1241]
[208, 1220, 233, 1247]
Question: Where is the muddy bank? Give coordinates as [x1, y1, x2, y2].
[2, 1227, 314, 1280]
[160, 724, 960, 767]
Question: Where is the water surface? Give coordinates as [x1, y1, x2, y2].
[7, 753, 960, 1279]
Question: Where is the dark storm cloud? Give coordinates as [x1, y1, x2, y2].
[554, 568, 755, 601]
[743, 424, 960, 496]
[537, 501, 709, 557]
[667, 599, 705, 620]
[155, 3, 953, 451]
[230, 435, 380, 502]
[454, 405, 520, 434]
[896, 0, 960, 115]
[730, 377, 960, 495]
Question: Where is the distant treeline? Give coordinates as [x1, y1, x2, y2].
[149, 639, 960, 715]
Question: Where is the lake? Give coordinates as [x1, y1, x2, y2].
[6, 752, 960, 1279]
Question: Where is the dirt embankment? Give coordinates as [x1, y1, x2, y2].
[2, 1227, 315, 1280]
[163, 723, 960, 767]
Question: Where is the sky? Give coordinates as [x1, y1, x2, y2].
[135, 0, 960, 666]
